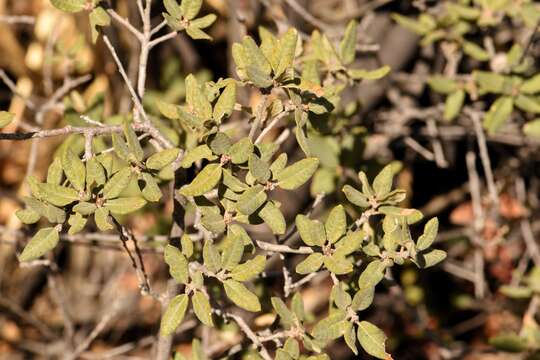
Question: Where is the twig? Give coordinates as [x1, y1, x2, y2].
[467, 108, 499, 211]
[466, 150, 486, 299]
[254, 108, 293, 145]
[0, 15, 35, 25]
[107, 9, 143, 41]
[516, 177, 540, 268]
[256, 240, 314, 254]
[282, 0, 333, 32]
[221, 312, 272, 360]
[403, 136, 435, 161]
[102, 35, 172, 149]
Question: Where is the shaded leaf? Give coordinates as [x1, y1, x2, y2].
[19, 227, 59, 262]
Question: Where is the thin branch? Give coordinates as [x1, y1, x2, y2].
[282, 0, 333, 32]
[256, 240, 314, 254]
[107, 9, 143, 41]
[0, 15, 35, 25]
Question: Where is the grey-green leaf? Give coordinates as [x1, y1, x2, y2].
[296, 252, 324, 274]
[275, 158, 319, 190]
[230, 255, 266, 281]
[357, 321, 390, 359]
[236, 185, 267, 215]
[102, 167, 132, 200]
[192, 291, 214, 326]
[296, 215, 326, 247]
[62, 148, 85, 192]
[325, 205, 346, 244]
[416, 217, 438, 251]
[19, 227, 60, 262]
[179, 163, 222, 196]
[160, 294, 189, 336]
[223, 279, 261, 312]
[104, 197, 147, 214]
[164, 245, 189, 284]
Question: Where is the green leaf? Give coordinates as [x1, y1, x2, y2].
[47, 157, 63, 185]
[444, 89, 465, 122]
[112, 133, 131, 162]
[38, 183, 80, 207]
[514, 94, 540, 113]
[296, 215, 326, 247]
[102, 167, 133, 200]
[201, 210, 225, 234]
[391, 13, 433, 34]
[213, 82, 236, 122]
[342, 185, 370, 208]
[296, 252, 324, 274]
[248, 154, 271, 183]
[358, 260, 386, 289]
[186, 26, 212, 40]
[351, 287, 375, 311]
[223, 279, 261, 312]
[180, 233, 194, 258]
[228, 138, 253, 164]
[68, 213, 87, 235]
[209, 132, 232, 155]
[332, 284, 352, 310]
[524, 119, 540, 138]
[164, 245, 189, 284]
[348, 66, 391, 81]
[357, 321, 390, 359]
[236, 185, 267, 215]
[344, 322, 358, 355]
[271, 297, 294, 328]
[275, 28, 298, 78]
[180, 145, 216, 168]
[222, 234, 244, 270]
[147, 148, 181, 170]
[0, 111, 14, 128]
[463, 41, 490, 61]
[94, 207, 113, 231]
[325, 205, 346, 244]
[16, 208, 40, 224]
[73, 201, 96, 215]
[259, 201, 286, 235]
[192, 291, 214, 326]
[19, 227, 60, 262]
[180, 0, 202, 20]
[62, 148, 85, 192]
[179, 163, 222, 196]
[246, 65, 273, 88]
[24, 197, 65, 223]
[520, 73, 540, 94]
[414, 249, 446, 268]
[499, 285, 532, 299]
[51, 0, 85, 13]
[483, 96, 513, 134]
[242, 36, 272, 75]
[190, 14, 217, 29]
[417, 217, 438, 251]
[164, 0, 183, 18]
[203, 240, 222, 273]
[427, 76, 458, 94]
[339, 20, 357, 65]
[86, 157, 106, 187]
[489, 333, 529, 353]
[104, 197, 147, 214]
[373, 165, 394, 198]
[186, 74, 212, 120]
[160, 294, 189, 336]
[124, 122, 143, 162]
[324, 255, 353, 275]
[89, 6, 111, 43]
[230, 255, 265, 281]
[311, 310, 347, 341]
[141, 173, 162, 202]
[275, 158, 319, 190]
[473, 71, 506, 93]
